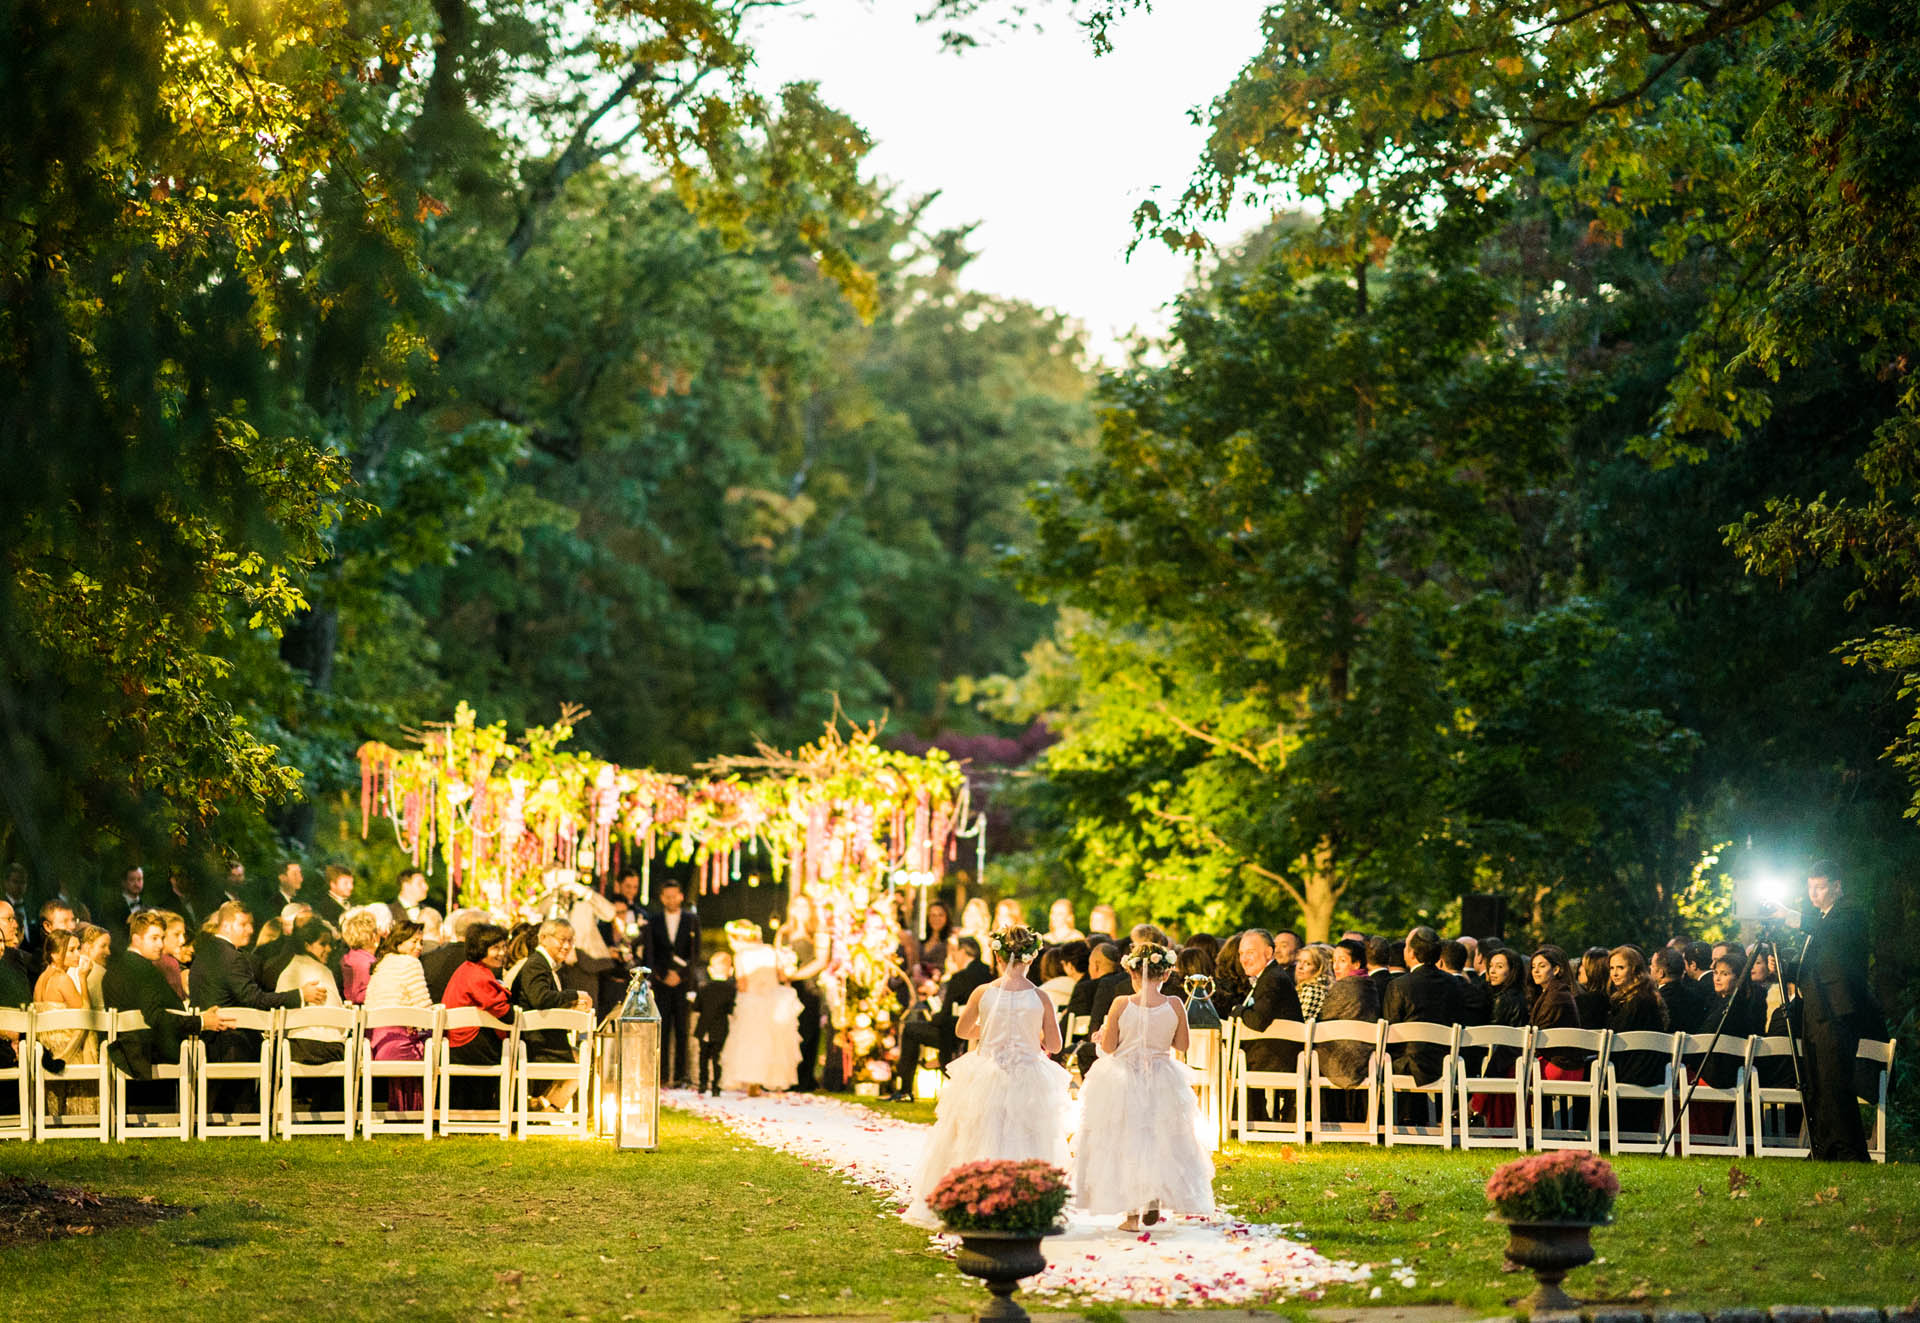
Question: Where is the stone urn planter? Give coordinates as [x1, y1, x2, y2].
[951, 1224, 1068, 1322]
[1492, 1215, 1611, 1311]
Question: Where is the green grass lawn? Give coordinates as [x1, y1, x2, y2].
[1, 1109, 1912, 1322]
[1217, 1144, 1920, 1316]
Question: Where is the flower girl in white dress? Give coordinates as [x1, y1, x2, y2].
[1073, 941, 1215, 1229]
[904, 926, 1072, 1227]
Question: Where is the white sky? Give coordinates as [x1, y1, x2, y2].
[744, 0, 1273, 363]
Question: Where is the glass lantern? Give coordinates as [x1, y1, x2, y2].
[1183, 979, 1224, 1151]
[597, 972, 661, 1150]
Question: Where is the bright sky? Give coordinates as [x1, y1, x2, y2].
[744, 0, 1273, 363]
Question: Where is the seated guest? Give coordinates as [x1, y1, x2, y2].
[423, 909, 485, 1003]
[1293, 943, 1332, 1020]
[1213, 931, 1251, 1008]
[444, 923, 512, 1109]
[1072, 941, 1133, 1076]
[1684, 940, 1714, 990]
[1236, 928, 1304, 1122]
[1605, 945, 1670, 1129]
[1441, 938, 1490, 1026]
[157, 911, 191, 998]
[1469, 948, 1529, 1127]
[1035, 946, 1075, 1011]
[338, 908, 380, 1004]
[992, 897, 1026, 931]
[890, 935, 991, 1101]
[1043, 897, 1084, 945]
[1086, 903, 1119, 942]
[1652, 946, 1708, 1035]
[919, 900, 955, 974]
[1059, 939, 1097, 1023]
[1527, 945, 1586, 1077]
[74, 923, 111, 1009]
[365, 920, 432, 1112]
[510, 918, 596, 1110]
[190, 901, 323, 1072]
[256, 904, 310, 989]
[1574, 946, 1611, 1030]
[103, 911, 233, 1104]
[1382, 926, 1463, 1088]
[693, 950, 736, 1096]
[1316, 938, 1382, 1117]
[274, 918, 346, 1065]
[1698, 953, 1765, 1085]
[1365, 935, 1399, 999]
[1183, 931, 1221, 967]
[34, 930, 99, 1118]
[1176, 945, 1216, 1005]
[0, 900, 32, 1012]
[418, 907, 445, 949]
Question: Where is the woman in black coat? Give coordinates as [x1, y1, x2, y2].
[1528, 946, 1587, 1074]
[1604, 946, 1671, 1130]
[1575, 946, 1611, 1032]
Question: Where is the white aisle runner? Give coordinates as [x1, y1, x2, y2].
[668, 1089, 1370, 1307]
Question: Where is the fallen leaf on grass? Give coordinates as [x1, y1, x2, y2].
[495, 1270, 523, 1288]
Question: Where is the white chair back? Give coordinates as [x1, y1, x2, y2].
[0, 1007, 34, 1140]
[1859, 1037, 1896, 1163]
[359, 1005, 439, 1139]
[110, 1010, 193, 1141]
[438, 1007, 517, 1138]
[1458, 1023, 1531, 1150]
[514, 1007, 595, 1139]
[1603, 1030, 1681, 1156]
[1305, 1018, 1383, 1145]
[277, 1006, 360, 1140]
[1529, 1027, 1610, 1153]
[192, 1006, 277, 1141]
[1382, 1021, 1461, 1148]
[1747, 1035, 1809, 1159]
[1676, 1032, 1752, 1156]
[1230, 1019, 1312, 1145]
[31, 1007, 113, 1142]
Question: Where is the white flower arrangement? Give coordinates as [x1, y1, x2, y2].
[1121, 941, 1178, 977]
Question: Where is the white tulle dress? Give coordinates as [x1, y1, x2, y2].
[904, 982, 1072, 1226]
[720, 943, 803, 1091]
[1073, 997, 1215, 1216]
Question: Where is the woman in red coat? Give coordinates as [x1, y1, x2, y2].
[444, 924, 513, 1066]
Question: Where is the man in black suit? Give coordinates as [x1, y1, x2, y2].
[96, 865, 149, 938]
[1072, 942, 1133, 1075]
[245, 860, 307, 928]
[1440, 938, 1490, 1026]
[511, 918, 595, 1109]
[1776, 862, 1881, 1161]
[1652, 947, 1708, 1035]
[1366, 935, 1401, 1000]
[1382, 926, 1464, 1088]
[313, 863, 355, 928]
[422, 909, 481, 1003]
[891, 935, 993, 1100]
[643, 881, 701, 1088]
[1238, 927, 1305, 1121]
[103, 911, 234, 1103]
[0, 900, 32, 1005]
[189, 902, 324, 1065]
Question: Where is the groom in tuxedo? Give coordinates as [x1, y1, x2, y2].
[643, 881, 700, 1088]
[1237, 928, 1303, 1122]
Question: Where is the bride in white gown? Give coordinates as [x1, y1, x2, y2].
[904, 926, 1072, 1226]
[720, 920, 803, 1095]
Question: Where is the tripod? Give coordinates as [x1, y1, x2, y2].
[1661, 925, 1803, 1154]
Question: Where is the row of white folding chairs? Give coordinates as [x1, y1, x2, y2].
[0, 1004, 597, 1142]
[1225, 1018, 1895, 1159]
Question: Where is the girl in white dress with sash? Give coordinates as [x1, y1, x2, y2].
[904, 926, 1072, 1226]
[1073, 940, 1215, 1229]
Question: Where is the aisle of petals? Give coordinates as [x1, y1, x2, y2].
[667, 1088, 1371, 1307]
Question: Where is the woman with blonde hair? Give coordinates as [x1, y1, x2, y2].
[958, 896, 992, 942]
[1293, 943, 1334, 1020]
[339, 908, 381, 1004]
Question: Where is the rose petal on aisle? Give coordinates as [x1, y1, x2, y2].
[667, 1088, 1370, 1307]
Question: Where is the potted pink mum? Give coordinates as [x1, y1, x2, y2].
[1485, 1151, 1619, 1310]
[928, 1159, 1070, 1322]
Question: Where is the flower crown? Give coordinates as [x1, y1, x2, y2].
[1121, 941, 1177, 977]
[990, 925, 1042, 963]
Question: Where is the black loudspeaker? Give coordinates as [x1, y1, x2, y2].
[1461, 893, 1507, 940]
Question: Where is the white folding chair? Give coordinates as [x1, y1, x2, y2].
[0, 1008, 34, 1140]
[1604, 1030, 1680, 1155]
[439, 1008, 517, 1138]
[1859, 1037, 1896, 1164]
[1458, 1024, 1531, 1150]
[31, 1008, 113, 1141]
[111, 1010, 192, 1141]
[194, 1008, 276, 1141]
[1529, 1027, 1609, 1152]
[276, 1007, 359, 1140]
[1678, 1032, 1751, 1157]
[359, 1006, 438, 1139]
[514, 1008, 595, 1138]
[1306, 1019, 1382, 1144]
[1383, 1022, 1461, 1147]
[1231, 1019, 1311, 1144]
[1747, 1035, 1809, 1159]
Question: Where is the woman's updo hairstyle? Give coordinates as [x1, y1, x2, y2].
[989, 925, 1042, 966]
[1121, 941, 1177, 979]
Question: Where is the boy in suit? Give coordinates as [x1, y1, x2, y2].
[693, 951, 736, 1096]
